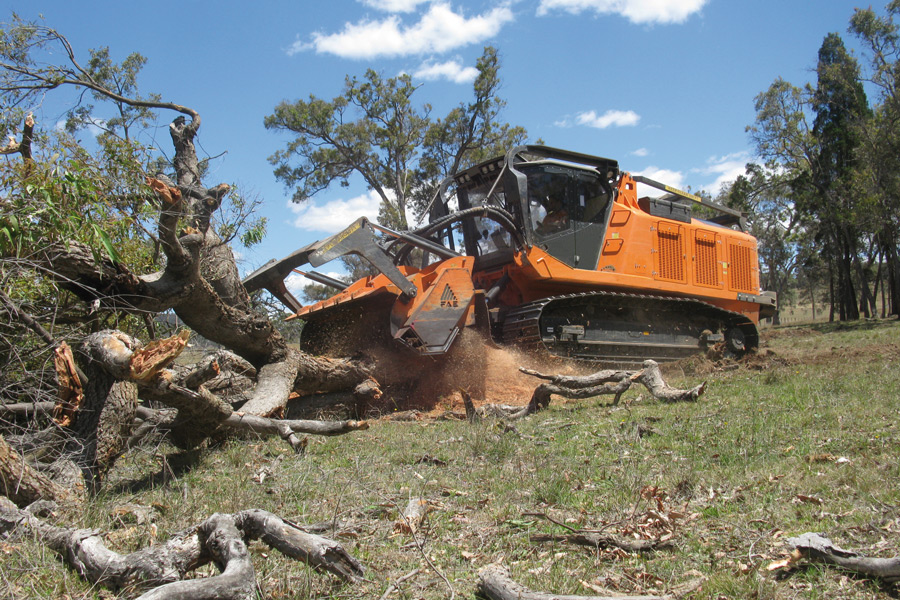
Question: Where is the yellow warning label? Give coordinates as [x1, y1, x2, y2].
[664, 184, 702, 203]
[319, 220, 362, 254]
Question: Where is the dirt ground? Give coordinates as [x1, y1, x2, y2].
[298, 321, 898, 421]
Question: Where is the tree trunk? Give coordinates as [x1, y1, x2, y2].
[883, 233, 900, 317]
[68, 331, 141, 492]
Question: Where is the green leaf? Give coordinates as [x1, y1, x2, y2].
[92, 223, 122, 264]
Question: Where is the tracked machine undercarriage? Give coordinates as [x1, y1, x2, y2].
[245, 146, 776, 367]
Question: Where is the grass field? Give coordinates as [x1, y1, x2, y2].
[2, 319, 899, 599]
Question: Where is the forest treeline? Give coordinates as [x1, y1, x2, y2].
[721, 3, 900, 323]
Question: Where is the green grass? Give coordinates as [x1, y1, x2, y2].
[2, 319, 900, 599]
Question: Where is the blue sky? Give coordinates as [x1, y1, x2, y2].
[6, 0, 879, 285]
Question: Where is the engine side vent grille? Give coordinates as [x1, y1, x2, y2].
[656, 224, 685, 282]
[728, 243, 753, 292]
[694, 232, 719, 287]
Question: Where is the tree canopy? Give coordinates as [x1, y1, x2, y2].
[744, 3, 900, 320]
[265, 46, 527, 231]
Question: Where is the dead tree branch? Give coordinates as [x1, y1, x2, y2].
[478, 564, 675, 600]
[461, 388, 541, 422]
[0, 113, 34, 159]
[530, 532, 671, 553]
[520, 360, 705, 413]
[235, 509, 366, 583]
[0, 503, 365, 598]
[784, 532, 900, 583]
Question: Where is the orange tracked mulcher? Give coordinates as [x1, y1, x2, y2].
[244, 146, 776, 365]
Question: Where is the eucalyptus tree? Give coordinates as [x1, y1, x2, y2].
[722, 164, 803, 324]
[848, 2, 900, 316]
[749, 33, 870, 320]
[266, 46, 528, 231]
[266, 68, 429, 230]
[809, 32, 871, 319]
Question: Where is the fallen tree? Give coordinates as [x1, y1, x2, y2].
[0, 22, 386, 500]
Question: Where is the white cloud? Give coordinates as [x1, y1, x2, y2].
[291, 2, 515, 59]
[413, 59, 478, 83]
[575, 109, 640, 129]
[56, 117, 106, 138]
[285, 270, 348, 297]
[288, 189, 384, 233]
[537, 0, 707, 24]
[695, 152, 749, 196]
[360, 0, 430, 12]
[286, 39, 312, 55]
[633, 166, 685, 198]
[630, 147, 649, 157]
[285, 272, 307, 296]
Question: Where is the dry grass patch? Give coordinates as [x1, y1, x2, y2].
[2, 319, 899, 599]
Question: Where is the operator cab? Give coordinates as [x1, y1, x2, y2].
[433, 146, 619, 270]
[518, 160, 612, 268]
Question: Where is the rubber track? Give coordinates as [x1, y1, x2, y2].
[501, 291, 758, 363]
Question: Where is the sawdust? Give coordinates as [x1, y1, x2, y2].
[385, 329, 590, 418]
[665, 345, 797, 377]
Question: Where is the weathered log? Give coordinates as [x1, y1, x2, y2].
[0, 500, 202, 591]
[785, 532, 900, 583]
[632, 361, 706, 403]
[239, 347, 302, 416]
[140, 370, 232, 450]
[224, 412, 368, 437]
[179, 349, 256, 391]
[286, 377, 384, 420]
[0, 504, 365, 597]
[478, 564, 674, 600]
[293, 352, 378, 396]
[138, 514, 255, 600]
[0, 434, 73, 507]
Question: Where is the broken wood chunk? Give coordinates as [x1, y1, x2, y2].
[53, 341, 83, 427]
[395, 498, 429, 534]
[129, 330, 191, 383]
